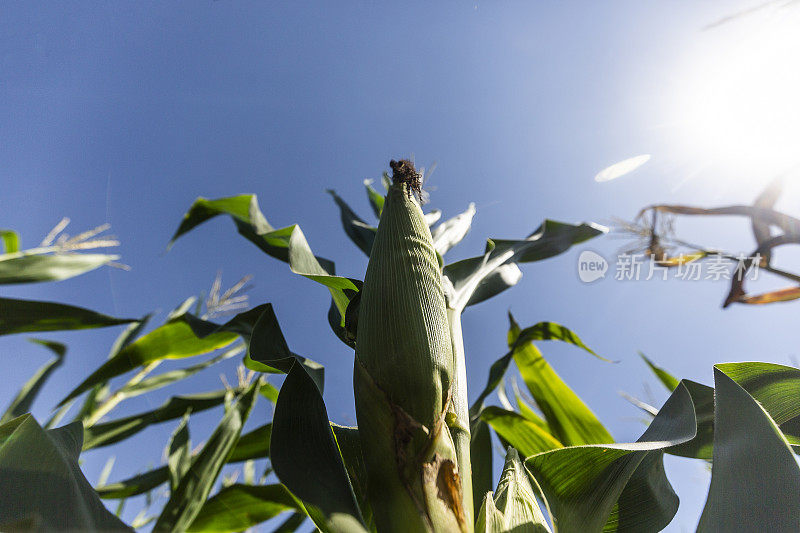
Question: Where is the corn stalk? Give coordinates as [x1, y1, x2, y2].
[354, 160, 471, 532]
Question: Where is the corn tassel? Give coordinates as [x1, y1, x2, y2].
[354, 160, 471, 532]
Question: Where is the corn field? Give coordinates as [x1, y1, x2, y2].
[1, 160, 799, 532]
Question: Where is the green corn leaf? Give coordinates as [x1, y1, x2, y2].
[243, 304, 325, 391]
[97, 424, 271, 499]
[698, 367, 800, 531]
[243, 459, 256, 485]
[663, 380, 715, 460]
[424, 209, 442, 226]
[154, 381, 260, 532]
[131, 511, 157, 530]
[781, 417, 800, 452]
[517, 404, 548, 432]
[443, 220, 606, 311]
[0, 297, 135, 336]
[117, 344, 242, 399]
[83, 388, 240, 450]
[96, 456, 116, 487]
[603, 447, 679, 532]
[470, 419, 494, 521]
[167, 412, 192, 492]
[98, 467, 170, 500]
[470, 351, 515, 418]
[168, 196, 337, 275]
[511, 318, 608, 361]
[280, 225, 361, 326]
[328, 296, 357, 349]
[715, 361, 800, 425]
[187, 484, 303, 532]
[167, 194, 335, 283]
[271, 363, 366, 533]
[480, 407, 563, 457]
[183, 304, 273, 340]
[470, 419, 494, 516]
[109, 313, 154, 357]
[1, 340, 66, 424]
[512, 380, 549, 431]
[74, 314, 154, 423]
[331, 424, 374, 531]
[168, 195, 276, 252]
[260, 381, 280, 403]
[0, 230, 20, 254]
[240, 304, 302, 374]
[476, 447, 551, 533]
[509, 314, 612, 446]
[463, 263, 523, 307]
[228, 422, 271, 462]
[490, 220, 607, 262]
[496, 378, 515, 411]
[717, 362, 800, 455]
[60, 306, 268, 406]
[274, 512, 307, 533]
[469, 315, 609, 427]
[0, 415, 131, 531]
[45, 401, 75, 430]
[171, 296, 202, 321]
[526, 382, 696, 533]
[327, 189, 377, 256]
[666, 363, 800, 461]
[364, 179, 385, 218]
[168, 195, 360, 333]
[639, 352, 679, 391]
[0, 253, 119, 285]
[380, 171, 391, 191]
[431, 202, 475, 256]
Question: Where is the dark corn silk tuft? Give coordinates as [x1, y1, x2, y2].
[390, 159, 425, 203]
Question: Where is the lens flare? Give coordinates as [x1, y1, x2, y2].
[667, 5, 800, 187]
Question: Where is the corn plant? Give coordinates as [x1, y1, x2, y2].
[354, 161, 468, 532]
[3, 160, 800, 532]
[0, 222, 277, 530]
[162, 160, 800, 532]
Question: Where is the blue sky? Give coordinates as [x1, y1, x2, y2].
[2, 1, 799, 530]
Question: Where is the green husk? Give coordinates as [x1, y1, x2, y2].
[354, 165, 470, 533]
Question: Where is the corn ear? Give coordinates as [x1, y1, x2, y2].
[354, 161, 471, 532]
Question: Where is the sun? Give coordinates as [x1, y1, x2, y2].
[666, 4, 800, 189]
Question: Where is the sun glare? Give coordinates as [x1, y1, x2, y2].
[668, 4, 800, 188]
